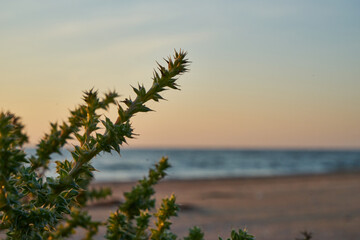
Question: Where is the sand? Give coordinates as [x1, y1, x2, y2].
[81, 171, 360, 240]
[1, 172, 359, 239]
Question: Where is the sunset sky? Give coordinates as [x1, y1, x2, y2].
[1, 1, 359, 149]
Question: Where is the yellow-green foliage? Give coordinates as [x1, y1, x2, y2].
[0, 50, 209, 239]
[0, 50, 313, 240]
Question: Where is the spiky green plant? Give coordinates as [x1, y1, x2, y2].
[0, 50, 255, 239]
[219, 229, 255, 240]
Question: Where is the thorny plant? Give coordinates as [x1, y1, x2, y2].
[0, 50, 311, 240]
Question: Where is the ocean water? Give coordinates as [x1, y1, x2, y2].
[25, 148, 360, 182]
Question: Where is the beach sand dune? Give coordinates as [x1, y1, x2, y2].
[82, 172, 360, 240]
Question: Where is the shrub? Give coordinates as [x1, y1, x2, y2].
[1, 50, 312, 240]
[0, 50, 254, 239]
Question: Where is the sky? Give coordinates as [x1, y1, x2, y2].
[0, 0, 359, 149]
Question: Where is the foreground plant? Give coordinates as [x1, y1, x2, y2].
[1, 49, 319, 240]
[0, 49, 318, 240]
[0, 50, 198, 239]
[219, 229, 254, 240]
[0, 50, 208, 240]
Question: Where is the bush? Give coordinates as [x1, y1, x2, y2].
[0, 50, 253, 240]
[0, 50, 312, 240]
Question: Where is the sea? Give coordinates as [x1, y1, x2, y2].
[24, 148, 360, 182]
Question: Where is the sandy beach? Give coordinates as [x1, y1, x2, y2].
[80, 171, 360, 240]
